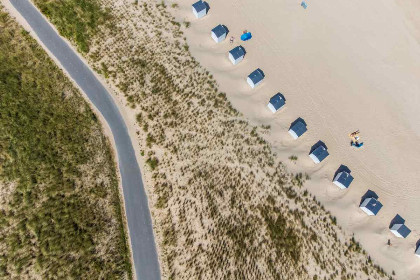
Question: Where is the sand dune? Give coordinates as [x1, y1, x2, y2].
[176, 0, 420, 278]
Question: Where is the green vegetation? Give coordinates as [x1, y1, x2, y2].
[183, 21, 190, 28]
[0, 9, 131, 279]
[33, 0, 110, 53]
[289, 155, 298, 162]
[263, 210, 301, 263]
[146, 157, 159, 170]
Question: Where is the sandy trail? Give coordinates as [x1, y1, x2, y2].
[176, 0, 420, 278]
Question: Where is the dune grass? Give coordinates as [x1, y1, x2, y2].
[33, 0, 110, 53]
[0, 8, 131, 279]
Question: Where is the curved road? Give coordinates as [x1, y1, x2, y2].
[9, 0, 161, 279]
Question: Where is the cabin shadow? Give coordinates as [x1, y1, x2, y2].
[309, 140, 327, 155]
[256, 68, 265, 78]
[359, 189, 378, 206]
[204, 1, 210, 12]
[333, 165, 351, 178]
[416, 239, 420, 252]
[239, 45, 247, 57]
[389, 214, 405, 229]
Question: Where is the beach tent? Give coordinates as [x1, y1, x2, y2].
[229, 46, 246, 65]
[301, 1, 308, 9]
[333, 171, 353, 189]
[192, 1, 208, 19]
[390, 224, 411, 238]
[211, 25, 228, 43]
[360, 197, 382, 216]
[415, 245, 420, 258]
[247, 69, 265, 88]
[288, 119, 307, 139]
[309, 145, 329, 164]
[267, 93, 285, 113]
[241, 32, 252, 41]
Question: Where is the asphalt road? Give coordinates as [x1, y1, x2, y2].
[9, 1, 161, 279]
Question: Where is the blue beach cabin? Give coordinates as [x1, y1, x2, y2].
[390, 223, 411, 238]
[267, 93, 285, 113]
[247, 69, 265, 88]
[192, 1, 208, 19]
[333, 171, 353, 189]
[288, 119, 307, 139]
[360, 197, 382, 216]
[211, 25, 228, 43]
[229, 46, 246, 65]
[309, 145, 329, 164]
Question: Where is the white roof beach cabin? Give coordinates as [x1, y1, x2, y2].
[229, 46, 246, 65]
[192, 1, 208, 19]
[211, 25, 228, 43]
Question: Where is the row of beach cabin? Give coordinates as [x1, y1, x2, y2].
[191, 0, 419, 257]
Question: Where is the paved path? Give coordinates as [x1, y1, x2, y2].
[9, 1, 161, 279]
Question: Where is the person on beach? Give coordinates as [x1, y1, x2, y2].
[230, 36, 235, 44]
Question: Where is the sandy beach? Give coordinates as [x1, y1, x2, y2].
[4, 0, 419, 277]
[175, 0, 420, 278]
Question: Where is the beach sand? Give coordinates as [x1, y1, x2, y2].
[175, 0, 420, 278]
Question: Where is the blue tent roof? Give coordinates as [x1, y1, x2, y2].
[311, 145, 329, 162]
[363, 198, 383, 215]
[212, 25, 227, 38]
[290, 119, 307, 137]
[192, 1, 206, 12]
[394, 224, 411, 238]
[248, 69, 265, 84]
[269, 93, 285, 111]
[335, 171, 353, 188]
[241, 32, 252, 41]
[229, 46, 245, 60]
